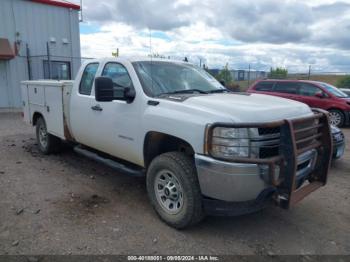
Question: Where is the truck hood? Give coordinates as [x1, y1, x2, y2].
[181, 93, 312, 123]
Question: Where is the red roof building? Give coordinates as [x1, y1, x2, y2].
[31, 0, 80, 10]
[0, 0, 82, 108]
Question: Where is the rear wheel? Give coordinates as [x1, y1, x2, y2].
[36, 117, 61, 154]
[146, 152, 204, 229]
[328, 109, 344, 127]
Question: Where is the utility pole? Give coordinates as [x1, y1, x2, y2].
[308, 65, 311, 80]
[247, 64, 251, 87]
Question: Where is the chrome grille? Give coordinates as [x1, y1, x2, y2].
[252, 129, 280, 159]
[255, 118, 318, 159]
[293, 119, 318, 150]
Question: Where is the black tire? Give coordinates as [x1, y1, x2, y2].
[146, 152, 204, 229]
[36, 117, 61, 154]
[328, 109, 345, 127]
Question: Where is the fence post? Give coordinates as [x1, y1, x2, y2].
[26, 43, 32, 80]
[46, 42, 52, 79]
[247, 64, 251, 87]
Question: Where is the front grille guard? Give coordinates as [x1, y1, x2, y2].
[205, 109, 333, 209]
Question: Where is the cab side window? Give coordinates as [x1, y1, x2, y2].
[102, 63, 132, 88]
[299, 83, 323, 96]
[101, 63, 133, 99]
[255, 81, 275, 91]
[79, 63, 99, 95]
[273, 82, 298, 94]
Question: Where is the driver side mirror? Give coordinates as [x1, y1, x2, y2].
[123, 87, 136, 103]
[95, 77, 114, 102]
[95, 77, 136, 103]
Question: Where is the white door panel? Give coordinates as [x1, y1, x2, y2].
[88, 61, 142, 164]
[88, 99, 141, 164]
[70, 62, 100, 146]
[70, 93, 96, 146]
[70, 60, 143, 166]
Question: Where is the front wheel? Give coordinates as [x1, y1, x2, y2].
[328, 109, 345, 127]
[36, 117, 61, 154]
[146, 152, 204, 229]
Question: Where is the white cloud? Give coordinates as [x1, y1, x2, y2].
[77, 0, 350, 72]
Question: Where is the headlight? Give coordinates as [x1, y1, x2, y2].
[209, 127, 258, 159]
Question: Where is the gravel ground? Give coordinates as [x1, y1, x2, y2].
[0, 112, 349, 255]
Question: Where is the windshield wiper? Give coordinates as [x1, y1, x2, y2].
[209, 89, 231, 93]
[160, 89, 209, 96]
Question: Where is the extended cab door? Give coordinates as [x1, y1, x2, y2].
[70, 62, 100, 146]
[88, 61, 141, 164]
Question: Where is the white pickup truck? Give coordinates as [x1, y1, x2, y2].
[21, 58, 333, 228]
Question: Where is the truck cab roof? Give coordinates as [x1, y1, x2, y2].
[85, 57, 191, 65]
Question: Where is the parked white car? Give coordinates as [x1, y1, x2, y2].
[21, 58, 333, 228]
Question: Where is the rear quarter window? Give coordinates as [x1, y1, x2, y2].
[79, 63, 99, 95]
[254, 81, 275, 91]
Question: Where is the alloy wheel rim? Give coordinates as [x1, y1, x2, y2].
[39, 124, 48, 148]
[329, 112, 341, 126]
[154, 170, 184, 215]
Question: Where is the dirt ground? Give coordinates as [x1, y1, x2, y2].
[0, 112, 349, 255]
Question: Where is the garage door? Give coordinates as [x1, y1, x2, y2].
[0, 62, 10, 107]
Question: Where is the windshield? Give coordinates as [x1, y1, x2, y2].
[318, 82, 348, 98]
[132, 61, 225, 97]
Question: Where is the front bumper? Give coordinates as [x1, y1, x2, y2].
[196, 149, 318, 203]
[195, 154, 266, 202]
[196, 110, 332, 215]
[195, 154, 276, 216]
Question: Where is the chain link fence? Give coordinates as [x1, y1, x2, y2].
[208, 65, 350, 91]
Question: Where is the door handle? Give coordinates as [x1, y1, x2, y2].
[91, 105, 103, 111]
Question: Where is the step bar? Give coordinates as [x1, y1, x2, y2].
[74, 145, 145, 177]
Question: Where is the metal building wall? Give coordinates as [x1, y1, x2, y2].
[0, 0, 81, 108]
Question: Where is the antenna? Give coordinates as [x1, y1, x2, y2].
[149, 28, 152, 56]
[80, 0, 83, 22]
[149, 28, 154, 91]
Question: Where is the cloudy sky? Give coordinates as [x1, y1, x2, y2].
[75, 0, 350, 72]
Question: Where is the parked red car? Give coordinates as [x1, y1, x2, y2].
[248, 79, 350, 127]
